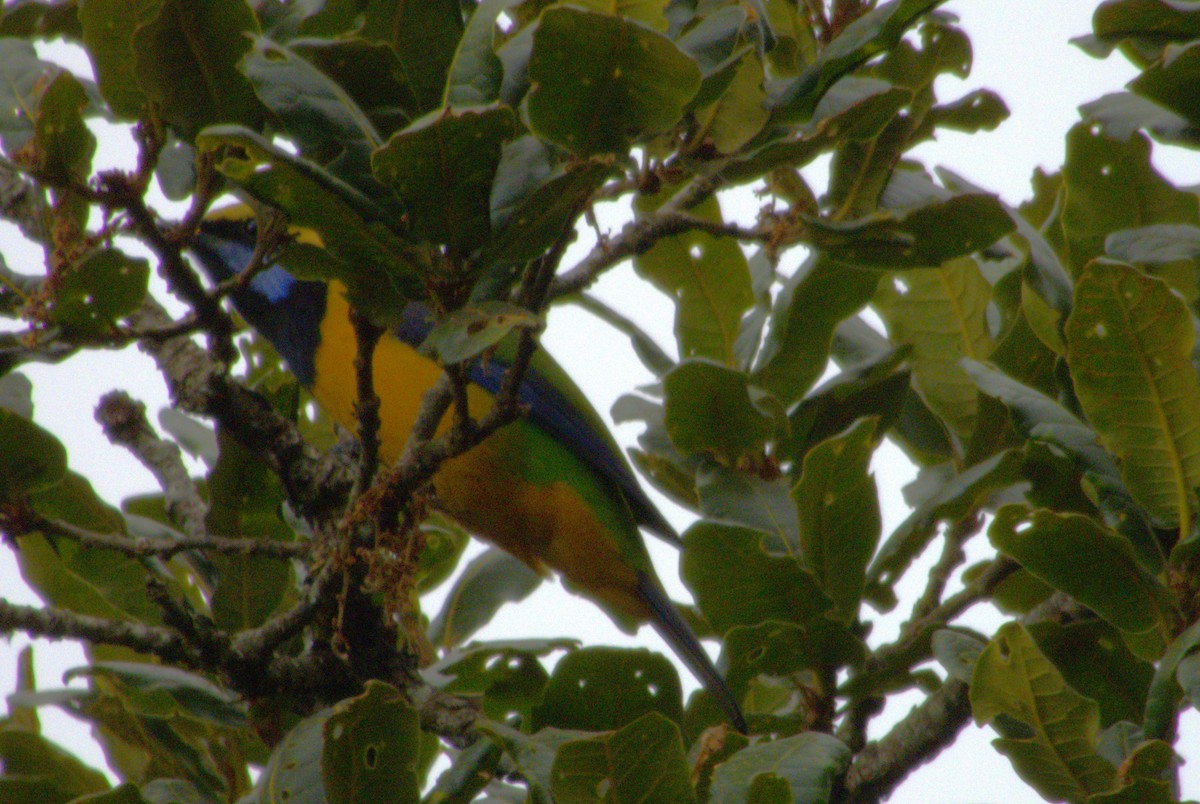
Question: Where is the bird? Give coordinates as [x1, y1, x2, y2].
[190, 205, 747, 733]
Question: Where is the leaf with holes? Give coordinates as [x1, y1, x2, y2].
[971, 623, 1119, 803]
[549, 712, 695, 803]
[1065, 261, 1200, 528]
[989, 505, 1168, 636]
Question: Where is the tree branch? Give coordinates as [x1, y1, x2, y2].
[840, 679, 973, 803]
[95, 390, 208, 543]
[0, 597, 202, 667]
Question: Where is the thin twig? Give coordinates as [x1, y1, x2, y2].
[550, 209, 766, 299]
[350, 306, 384, 493]
[29, 514, 307, 560]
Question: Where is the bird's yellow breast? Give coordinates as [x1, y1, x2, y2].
[310, 289, 647, 624]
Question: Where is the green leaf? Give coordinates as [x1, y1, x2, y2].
[1143, 617, 1200, 741]
[431, 640, 563, 723]
[0, 38, 62, 153]
[1064, 260, 1200, 528]
[372, 106, 516, 257]
[65, 662, 247, 729]
[133, 0, 263, 138]
[0, 409, 65, 498]
[422, 738, 502, 803]
[0, 0, 84, 39]
[480, 720, 590, 804]
[196, 125, 429, 321]
[768, 0, 945, 124]
[358, 0, 463, 113]
[0, 730, 110, 802]
[19, 474, 169, 630]
[725, 619, 866, 693]
[806, 194, 1015, 268]
[989, 506, 1167, 636]
[725, 78, 911, 184]
[289, 37, 418, 139]
[250, 705, 329, 803]
[792, 418, 881, 622]
[414, 513, 470, 593]
[428, 547, 542, 648]
[239, 37, 387, 200]
[322, 682, 421, 804]
[708, 731, 851, 804]
[32, 71, 95, 186]
[1091, 0, 1200, 50]
[1130, 40, 1200, 126]
[1028, 620, 1154, 729]
[878, 257, 993, 440]
[962, 360, 1120, 484]
[573, 0, 668, 30]
[1061, 124, 1199, 276]
[525, 6, 700, 155]
[663, 359, 773, 463]
[633, 194, 754, 365]
[532, 647, 683, 731]
[50, 248, 149, 337]
[475, 143, 612, 290]
[867, 450, 1023, 594]
[971, 622, 1119, 803]
[78, 0, 156, 119]
[418, 302, 540, 365]
[781, 344, 910, 464]
[204, 428, 293, 631]
[696, 464, 798, 552]
[690, 51, 769, 155]
[681, 522, 831, 634]
[751, 257, 878, 406]
[550, 713, 696, 804]
[444, 0, 517, 107]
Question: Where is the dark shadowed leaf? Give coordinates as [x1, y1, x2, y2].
[663, 359, 774, 463]
[133, 0, 263, 138]
[550, 713, 696, 804]
[372, 106, 516, 257]
[525, 6, 700, 155]
[682, 522, 831, 634]
[532, 647, 683, 731]
[322, 682, 421, 804]
[357, 0, 463, 113]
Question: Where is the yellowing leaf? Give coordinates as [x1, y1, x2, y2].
[1065, 260, 1200, 528]
[878, 256, 993, 440]
[971, 623, 1119, 803]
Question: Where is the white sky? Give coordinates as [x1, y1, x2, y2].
[2, 1, 1198, 801]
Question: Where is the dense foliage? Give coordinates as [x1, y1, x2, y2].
[2, 0, 1200, 801]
